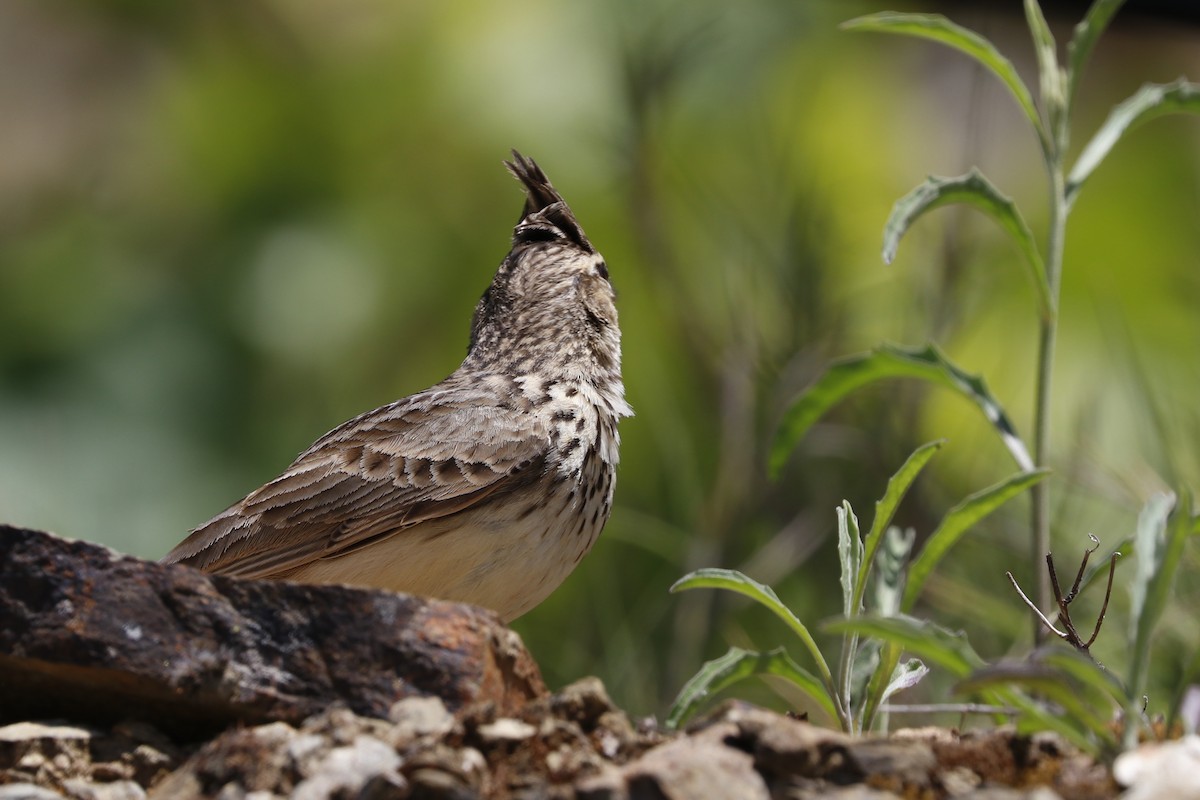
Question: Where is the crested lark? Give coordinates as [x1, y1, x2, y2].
[163, 152, 631, 621]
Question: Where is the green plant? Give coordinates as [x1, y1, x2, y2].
[944, 492, 1194, 756]
[825, 0, 1200, 621]
[670, 0, 1200, 753]
[667, 440, 1047, 733]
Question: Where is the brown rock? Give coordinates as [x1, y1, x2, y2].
[0, 526, 545, 737]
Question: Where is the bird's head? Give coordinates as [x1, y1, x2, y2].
[467, 152, 620, 378]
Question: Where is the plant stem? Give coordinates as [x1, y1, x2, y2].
[1031, 163, 1067, 640]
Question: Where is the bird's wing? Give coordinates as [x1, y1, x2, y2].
[162, 389, 551, 579]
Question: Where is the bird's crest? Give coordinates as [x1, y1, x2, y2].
[505, 150, 594, 254]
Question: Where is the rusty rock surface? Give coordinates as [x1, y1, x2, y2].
[0, 526, 545, 737]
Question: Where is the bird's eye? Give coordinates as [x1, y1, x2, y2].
[595, 261, 609, 280]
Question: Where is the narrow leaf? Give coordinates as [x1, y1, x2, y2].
[863, 639, 903, 731]
[771, 343, 1032, 478]
[1068, 79, 1200, 203]
[883, 170, 1052, 321]
[670, 568, 836, 695]
[842, 13, 1047, 152]
[1066, 0, 1127, 110]
[1038, 647, 1128, 707]
[1127, 492, 1187, 748]
[838, 501, 863, 618]
[881, 658, 929, 704]
[903, 469, 1050, 612]
[859, 525, 915, 732]
[998, 687, 1108, 754]
[873, 526, 916, 618]
[850, 638, 883, 721]
[666, 646, 836, 729]
[959, 660, 1118, 751]
[836, 501, 864, 731]
[1024, 0, 1066, 149]
[825, 615, 986, 678]
[1128, 492, 1178, 643]
[857, 441, 942, 609]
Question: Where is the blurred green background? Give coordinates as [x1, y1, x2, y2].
[2, 0, 1198, 721]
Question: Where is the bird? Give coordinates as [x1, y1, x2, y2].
[162, 151, 631, 622]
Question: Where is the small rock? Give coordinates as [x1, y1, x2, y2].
[298, 708, 392, 747]
[386, 696, 455, 745]
[291, 735, 402, 800]
[958, 789, 1063, 799]
[0, 722, 94, 786]
[575, 763, 628, 800]
[1115, 735, 1200, 800]
[622, 728, 770, 800]
[284, 734, 328, 777]
[356, 772, 408, 800]
[60, 779, 146, 800]
[0, 722, 94, 763]
[551, 678, 616, 730]
[477, 718, 536, 744]
[843, 739, 936, 788]
[595, 710, 638, 761]
[153, 721, 299, 798]
[0, 785, 66, 800]
[939, 765, 982, 796]
[782, 788, 901, 800]
[404, 744, 488, 797]
[698, 702, 848, 779]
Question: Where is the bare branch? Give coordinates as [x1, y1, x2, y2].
[1006, 571, 1069, 640]
[1086, 551, 1120, 648]
[1064, 533, 1100, 604]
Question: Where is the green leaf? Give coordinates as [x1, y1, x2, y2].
[1038, 647, 1128, 707]
[770, 343, 1032, 478]
[881, 658, 929, 704]
[1024, 0, 1066, 150]
[883, 170, 1052, 321]
[862, 639, 903, 732]
[903, 469, 1050, 612]
[1066, 0, 1127, 111]
[666, 646, 836, 729]
[1128, 493, 1179, 645]
[958, 659, 1118, 752]
[1127, 491, 1188, 748]
[670, 568, 836, 700]
[825, 615, 986, 678]
[858, 443, 942, 608]
[856, 522, 916, 733]
[838, 501, 863, 618]
[850, 637, 883, 721]
[841, 13, 1047, 153]
[1003, 689, 1108, 755]
[873, 526, 916, 618]
[836, 501, 864, 731]
[1067, 79, 1200, 203]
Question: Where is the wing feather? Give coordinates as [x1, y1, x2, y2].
[162, 387, 550, 579]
